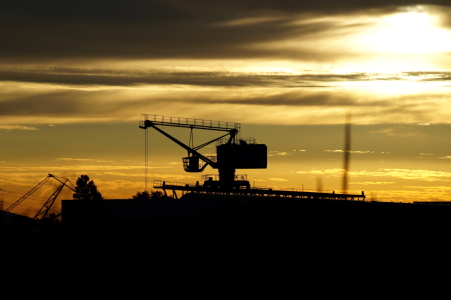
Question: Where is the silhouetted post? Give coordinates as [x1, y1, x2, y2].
[342, 114, 351, 195]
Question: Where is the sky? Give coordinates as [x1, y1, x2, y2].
[2, 0, 451, 216]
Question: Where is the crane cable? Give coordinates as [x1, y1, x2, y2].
[189, 127, 194, 149]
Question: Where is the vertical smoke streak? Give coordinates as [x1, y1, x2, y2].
[342, 113, 351, 194]
[145, 127, 148, 192]
[316, 176, 323, 192]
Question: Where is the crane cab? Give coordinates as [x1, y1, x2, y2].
[183, 156, 202, 172]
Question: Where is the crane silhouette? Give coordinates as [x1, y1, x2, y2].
[139, 115, 267, 189]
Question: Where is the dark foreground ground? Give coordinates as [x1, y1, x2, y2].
[3, 199, 451, 288]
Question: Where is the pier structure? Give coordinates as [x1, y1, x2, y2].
[154, 180, 366, 201]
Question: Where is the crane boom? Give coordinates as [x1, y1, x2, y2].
[34, 180, 66, 219]
[140, 114, 240, 132]
[34, 176, 76, 220]
[5, 174, 76, 220]
[142, 120, 235, 168]
[5, 175, 51, 212]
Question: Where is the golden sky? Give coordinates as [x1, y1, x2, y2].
[2, 1, 451, 215]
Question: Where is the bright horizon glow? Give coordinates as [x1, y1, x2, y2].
[359, 11, 451, 54]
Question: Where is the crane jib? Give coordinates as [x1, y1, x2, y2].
[139, 115, 240, 132]
[139, 114, 267, 188]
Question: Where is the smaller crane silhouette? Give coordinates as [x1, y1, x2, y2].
[5, 174, 76, 220]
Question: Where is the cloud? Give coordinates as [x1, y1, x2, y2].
[359, 188, 451, 203]
[0, 2, 309, 61]
[369, 127, 420, 137]
[1, 81, 451, 125]
[351, 181, 396, 185]
[323, 150, 375, 154]
[297, 168, 451, 182]
[1, 165, 171, 172]
[167, 1, 450, 15]
[269, 151, 290, 156]
[297, 169, 343, 175]
[56, 158, 114, 163]
[269, 178, 288, 181]
[3, 68, 451, 125]
[0, 125, 38, 130]
[2, 0, 451, 127]
[1, 1, 449, 63]
[0, 68, 369, 87]
[269, 149, 308, 156]
[3, 67, 451, 88]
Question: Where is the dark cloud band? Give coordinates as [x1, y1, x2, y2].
[1, 1, 450, 61]
[0, 68, 449, 87]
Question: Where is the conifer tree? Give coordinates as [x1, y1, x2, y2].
[73, 175, 103, 200]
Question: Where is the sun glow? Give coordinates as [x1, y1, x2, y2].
[359, 10, 451, 54]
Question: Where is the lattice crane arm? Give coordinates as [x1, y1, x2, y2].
[33, 176, 76, 220]
[142, 121, 218, 167]
[139, 115, 241, 171]
[192, 132, 232, 151]
[34, 180, 66, 220]
[51, 175, 76, 192]
[6, 174, 76, 220]
[5, 175, 51, 212]
[139, 115, 240, 132]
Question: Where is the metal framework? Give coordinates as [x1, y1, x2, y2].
[5, 176, 51, 212]
[141, 114, 366, 202]
[139, 114, 244, 187]
[154, 180, 366, 201]
[5, 174, 76, 220]
[140, 115, 240, 132]
[34, 177, 75, 220]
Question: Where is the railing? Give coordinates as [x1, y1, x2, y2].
[142, 114, 240, 132]
[154, 179, 365, 200]
[216, 137, 256, 146]
[252, 186, 333, 194]
[153, 180, 197, 188]
[154, 180, 363, 196]
[201, 174, 248, 181]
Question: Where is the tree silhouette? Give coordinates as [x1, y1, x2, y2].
[73, 175, 103, 201]
[131, 190, 170, 200]
[131, 190, 152, 200]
